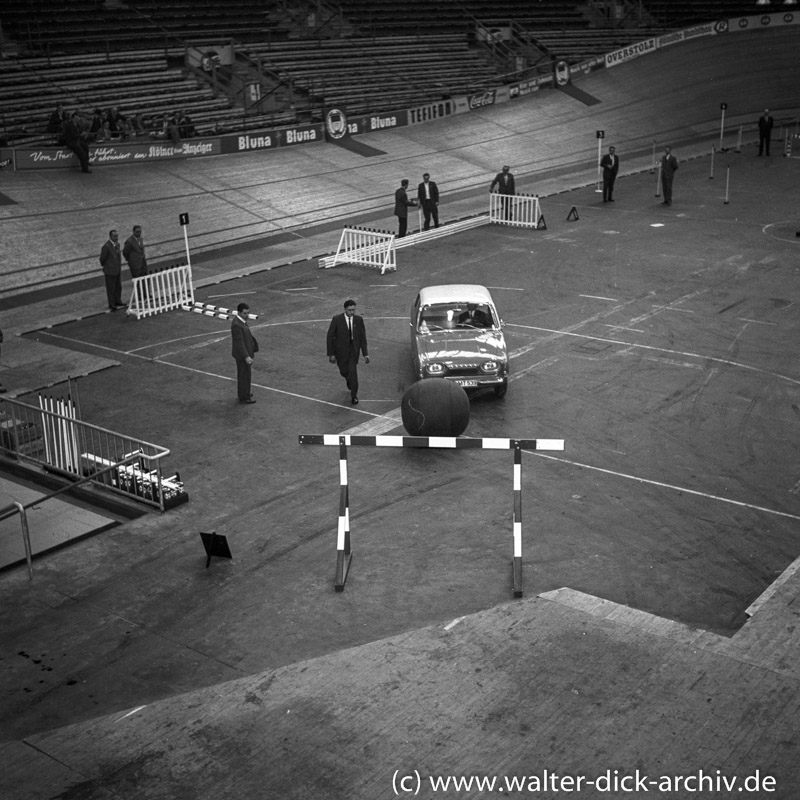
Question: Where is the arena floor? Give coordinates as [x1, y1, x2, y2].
[2, 24, 800, 800]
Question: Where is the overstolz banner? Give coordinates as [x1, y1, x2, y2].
[605, 37, 657, 68]
[14, 139, 221, 170]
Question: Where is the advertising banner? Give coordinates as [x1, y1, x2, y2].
[407, 98, 456, 126]
[220, 123, 324, 155]
[605, 37, 657, 68]
[13, 139, 222, 170]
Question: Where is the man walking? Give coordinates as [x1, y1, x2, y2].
[394, 179, 416, 238]
[327, 299, 369, 405]
[231, 302, 258, 404]
[758, 109, 774, 156]
[490, 165, 515, 220]
[123, 224, 148, 278]
[660, 146, 679, 206]
[99, 229, 125, 311]
[600, 146, 619, 202]
[417, 173, 440, 230]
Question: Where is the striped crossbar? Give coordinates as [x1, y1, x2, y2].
[182, 301, 258, 321]
[299, 434, 564, 450]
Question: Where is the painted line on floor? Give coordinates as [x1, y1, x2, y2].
[530, 451, 800, 523]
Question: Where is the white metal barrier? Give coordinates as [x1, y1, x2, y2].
[127, 264, 195, 319]
[489, 192, 543, 229]
[318, 227, 397, 273]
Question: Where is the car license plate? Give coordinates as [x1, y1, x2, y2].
[455, 379, 478, 387]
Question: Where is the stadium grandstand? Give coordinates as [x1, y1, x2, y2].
[0, 0, 769, 146]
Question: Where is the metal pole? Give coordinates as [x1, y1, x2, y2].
[655, 162, 661, 197]
[724, 166, 730, 205]
[719, 106, 726, 151]
[14, 502, 34, 581]
[512, 443, 523, 598]
[709, 145, 715, 180]
[650, 140, 656, 173]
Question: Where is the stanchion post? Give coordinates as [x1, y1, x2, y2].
[335, 436, 352, 591]
[14, 502, 33, 581]
[655, 163, 661, 197]
[724, 166, 730, 205]
[512, 443, 523, 598]
[650, 140, 656, 173]
[734, 125, 742, 153]
[709, 145, 715, 180]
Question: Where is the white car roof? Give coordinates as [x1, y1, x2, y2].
[418, 284, 495, 306]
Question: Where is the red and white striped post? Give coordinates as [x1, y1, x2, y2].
[335, 435, 352, 591]
[512, 442, 523, 597]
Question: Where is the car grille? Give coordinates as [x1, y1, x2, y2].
[445, 365, 482, 377]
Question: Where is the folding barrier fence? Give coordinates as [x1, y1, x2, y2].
[299, 434, 565, 597]
[318, 227, 397, 273]
[127, 264, 195, 319]
[489, 192, 543, 229]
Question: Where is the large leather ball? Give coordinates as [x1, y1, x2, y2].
[401, 379, 470, 436]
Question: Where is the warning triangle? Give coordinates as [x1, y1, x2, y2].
[537, 215, 547, 230]
[566, 206, 579, 221]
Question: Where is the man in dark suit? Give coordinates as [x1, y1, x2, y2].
[327, 299, 369, 405]
[122, 225, 148, 278]
[660, 146, 679, 206]
[99, 229, 125, 311]
[231, 302, 259, 404]
[457, 303, 491, 328]
[758, 109, 774, 156]
[600, 145, 619, 202]
[393, 178, 416, 237]
[490, 165, 515, 220]
[417, 172, 440, 230]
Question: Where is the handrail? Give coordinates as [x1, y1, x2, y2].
[0, 452, 142, 581]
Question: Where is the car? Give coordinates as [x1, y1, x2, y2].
[410, 284, 509, 397]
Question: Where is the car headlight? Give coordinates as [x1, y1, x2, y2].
[480, 361, 500, 374]
[426, 363, 445, 376]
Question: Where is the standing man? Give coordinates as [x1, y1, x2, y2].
[660, 146, 679, 206]
[61, 110, 91, 173]
[393, 179, 416, 238]
[327, 299, 369, 405]
[758, 109, 774, 156]
[231, 302, 258, 404]
[490, 164, 515, 220]
[600, 145, 619, 202]
[417, 172, 440, 230]
[122, 224, 148, 278]
[99, 229, 125, 311]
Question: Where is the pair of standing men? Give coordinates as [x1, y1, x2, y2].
[98, 224, 148, 311]
[394, 174, 440, 237]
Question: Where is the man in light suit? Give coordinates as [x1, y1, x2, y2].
[417, 172, 440, 230]
[99, 229, 125, 310]
[231, 302, 259, 404]
[326, 299, 369, 405]
[600, 146, 619, 202]
[394, 178, 416, 238]
[122, 224, 148, 278]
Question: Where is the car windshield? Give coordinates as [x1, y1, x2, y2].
[418, 302, 495, 331]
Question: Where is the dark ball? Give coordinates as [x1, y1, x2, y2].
[401, 379, 470, 436]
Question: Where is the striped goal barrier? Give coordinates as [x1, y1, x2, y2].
[127, 264, 195, 320]
[318, 227, 397, 273]
[489, 192, 544, 229]
[299, 434, 565, 597]
[182, 301, 259, 321]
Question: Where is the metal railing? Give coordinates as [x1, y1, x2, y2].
[0, 395, 182, 512]
[0, 452, 142, 581]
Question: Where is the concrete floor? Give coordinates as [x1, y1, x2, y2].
[2, 24, 800, 800]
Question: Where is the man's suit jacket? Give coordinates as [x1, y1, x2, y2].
[600, 154, 619, 177]
[417, 180, 439, 205]
[231, 316, 258, 361]
[490, 171, 515, 194]
[661, 154, 678, 176]
[327, 313, 368, 363]
[758, 114, 774, 134]
[99, 239, 122, 276]
[122, 235, 148, 277]
[394, 186, 415, 218]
